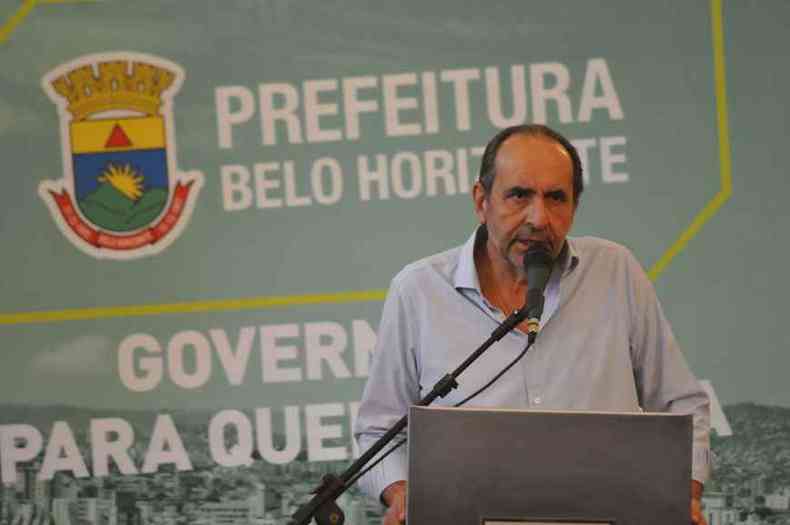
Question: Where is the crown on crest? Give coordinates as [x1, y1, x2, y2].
[51, 60, 176, 120]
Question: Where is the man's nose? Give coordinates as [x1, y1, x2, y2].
[525, 196, 548, 230]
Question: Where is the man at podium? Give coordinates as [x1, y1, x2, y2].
[354, 124, 710, 525]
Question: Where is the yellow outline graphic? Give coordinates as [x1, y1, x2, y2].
[1, 0, 732, 325]
[0, 0, 101, 44]
[647, 0, 732, 281]
[0, 0, 37, 43]
[0, 290, 388, 325]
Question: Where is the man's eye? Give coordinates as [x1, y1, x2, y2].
[548, 192, 567, 202]
[508, 189, 530, 199]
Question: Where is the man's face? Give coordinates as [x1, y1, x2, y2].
[473, 134, 576, 278]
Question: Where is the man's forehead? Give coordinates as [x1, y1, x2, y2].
[494, 134, 573, 186]
[497, 134, 571, 163]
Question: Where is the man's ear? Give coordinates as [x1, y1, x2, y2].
[472, 181, 488, 225]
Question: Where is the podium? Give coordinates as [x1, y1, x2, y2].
[407, 406, 692, 525]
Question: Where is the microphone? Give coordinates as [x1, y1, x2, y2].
[522, 244, 554, 340]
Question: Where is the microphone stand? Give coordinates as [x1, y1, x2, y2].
[289, 305, 532, 525]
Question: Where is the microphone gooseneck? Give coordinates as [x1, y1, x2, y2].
[522, 245, 554, 340]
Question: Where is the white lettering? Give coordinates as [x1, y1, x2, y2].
[220, 164, 254, 211]
[141, 415, 192, 474]
[570, 138, 596, 185]
[90, 418, 137, 477]
[343, 76, 379, 140]
[305, 403, 346, 462]
[210, 327, 255, 385]
[39, 422, 89, 480]
[425, 149, 456, 196]
[118, 333, 162, 393]
[303, 79, 342, 143]
[382, 73, 421, 137]
[357, 154, 390, 201]
[254, 162, 283, 208]
[255, 407, 301, 464]
[259, 82, 303, 145]
[215, 86, 255, 149]
[167, 330, 212, 389]
[600, 136, 629, 183]
[421, 72, 439, 134]
[209, 410, 254, 467]
[351, 320, 376, 377]
[441, 68, 479, 131]
[310, 157, 343, 205]
[260, 324, 303, 383]
[0, 424, 43, 484]
[283, 160, 312, 207]
[390, 152, 422, 199]
[578, 58, 624, 122]
[305, 322, 351, 380]
[530, 62, 572, 124]
[486, 65, 528, 128]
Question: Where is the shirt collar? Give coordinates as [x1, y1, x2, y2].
[453, 226, 580, 292]
[453, 228, 483, 292]
[559, 237, 580, 277]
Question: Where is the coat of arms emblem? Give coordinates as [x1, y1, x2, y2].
[40, 52, 203, 259]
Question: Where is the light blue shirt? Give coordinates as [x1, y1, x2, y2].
[354, 228, 711, 500]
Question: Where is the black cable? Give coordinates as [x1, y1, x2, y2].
[348, 337, 534, 489]
[453, 337, 534, 407]
[346, 438, 407, 489]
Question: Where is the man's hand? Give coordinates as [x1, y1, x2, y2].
[381, 480, 407, 525]
[691, 480, 707, 525]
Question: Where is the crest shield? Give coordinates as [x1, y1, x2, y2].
[72, 116, 169, 233]
[39, 52, 203, 259]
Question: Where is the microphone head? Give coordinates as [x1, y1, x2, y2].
[522, 244, 554, 292]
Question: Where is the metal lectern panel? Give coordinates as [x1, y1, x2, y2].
[407, 407, 691, 525]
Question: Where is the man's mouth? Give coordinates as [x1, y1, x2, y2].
[514, 239, 551, 252]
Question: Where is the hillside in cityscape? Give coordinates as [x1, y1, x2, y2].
[3, 401, 789, 489]
[710, 403, 790, 490]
